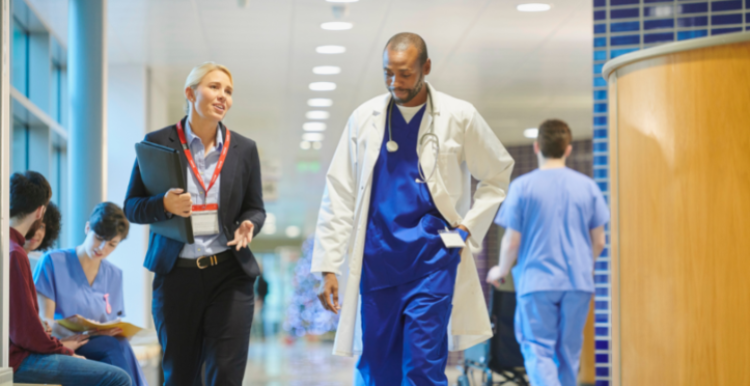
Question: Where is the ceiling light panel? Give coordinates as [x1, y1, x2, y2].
[316, 45, 346, 54]
[306, 111, 330, 120]
[309, 82, 336, 91]
[308, 98, 333, 107]
[321, 22, 353, 31]
[517, 3, 552, 12]
[303, 122, 327, 132]
[313, 66, 341, 75]
[524, 128, 539, 138]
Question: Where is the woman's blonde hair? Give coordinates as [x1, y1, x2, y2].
[184, 61, 233, 113]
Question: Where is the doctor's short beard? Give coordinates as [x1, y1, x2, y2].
[390, 72, 425, 105]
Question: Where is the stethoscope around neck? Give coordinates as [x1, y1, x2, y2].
[385, 90, 440, 184]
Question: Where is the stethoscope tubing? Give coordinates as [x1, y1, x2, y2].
[386, 90, 439, 184]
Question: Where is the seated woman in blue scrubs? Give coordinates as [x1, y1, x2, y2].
[34, 202, 147, 386]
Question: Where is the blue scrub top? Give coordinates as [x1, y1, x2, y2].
[495, 168, 610, 296]
[361, 103, 461, 292]
[33, 249, 125, 323]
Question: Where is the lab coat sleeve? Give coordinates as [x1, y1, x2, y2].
[311, 114, 359, 276]
[461, 108, 515, 251]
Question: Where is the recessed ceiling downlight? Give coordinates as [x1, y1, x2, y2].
[517, 3, 551, 12]
[313, 66, 341, 75]
[303, 133, 324, 142]
[308, 98, 333, 107]
[303, 122, 327, 132]
[309, 82, 336, 91]
[306, 111, 330, 120]
[321, 22, 353, 31]
[316, 45, 346, 54]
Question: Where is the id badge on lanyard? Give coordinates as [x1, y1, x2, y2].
[176, 121, 231, 238]
[192, 204, 220, 236]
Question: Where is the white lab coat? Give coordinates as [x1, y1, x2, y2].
[311, 83, 515, 357]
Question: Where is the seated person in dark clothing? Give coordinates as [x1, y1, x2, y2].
[9, 171, 131, 386]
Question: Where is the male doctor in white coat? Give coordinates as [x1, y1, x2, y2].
[313, 32, 515, 385]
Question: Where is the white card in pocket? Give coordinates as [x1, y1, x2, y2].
[191, 210, 220, 236]
[438, 229, 466, 248]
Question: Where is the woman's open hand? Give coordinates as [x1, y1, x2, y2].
[227, 221, 254, 251]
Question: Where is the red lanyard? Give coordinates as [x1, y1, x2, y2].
[176, 120, 231, 211]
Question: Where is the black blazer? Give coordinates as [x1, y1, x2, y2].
[124, 117, 265, 277]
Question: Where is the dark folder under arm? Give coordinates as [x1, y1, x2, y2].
[135, 141, 195, 244]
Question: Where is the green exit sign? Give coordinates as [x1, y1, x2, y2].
[296, 161, 321, 173]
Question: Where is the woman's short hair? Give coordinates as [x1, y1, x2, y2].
[25, 202, 62, 251]
[89, 202, 130, 241]
[184, 62, 233, 113]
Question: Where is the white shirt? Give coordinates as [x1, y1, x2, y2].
[395, 102, 427, 124]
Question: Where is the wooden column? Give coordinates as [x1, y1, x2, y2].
[606, 35, 750, 385]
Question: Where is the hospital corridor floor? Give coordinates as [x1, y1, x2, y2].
[241, 340, 520, 385]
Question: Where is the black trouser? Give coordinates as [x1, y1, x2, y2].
[152, 252, 255, 386]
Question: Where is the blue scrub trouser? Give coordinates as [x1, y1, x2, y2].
[76, 335, 147, 386]
[357, 262, 458, 386]
[515, 291, 592, 386]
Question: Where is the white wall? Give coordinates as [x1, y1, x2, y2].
[106, 64, 150, 328]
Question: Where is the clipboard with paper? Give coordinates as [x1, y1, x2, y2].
[57, 315, 144, 338]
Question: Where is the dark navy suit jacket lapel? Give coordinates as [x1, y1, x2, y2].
[167, 117, 190, 182]
[218, 122, 237, 230]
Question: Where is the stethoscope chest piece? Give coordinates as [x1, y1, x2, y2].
[386, 140, 399, 152]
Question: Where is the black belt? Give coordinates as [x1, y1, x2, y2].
[175, 250, 233, 269]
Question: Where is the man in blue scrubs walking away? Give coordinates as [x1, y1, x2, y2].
[487, 119, 609, 386]
[313, 32, 515, 385]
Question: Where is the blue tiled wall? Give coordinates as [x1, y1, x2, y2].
[592, 1, 747, 384]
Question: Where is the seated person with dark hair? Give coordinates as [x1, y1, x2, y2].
[10, 171, 131, 386]
[35, 202, 147, 386]
[24, 201, 62, 258]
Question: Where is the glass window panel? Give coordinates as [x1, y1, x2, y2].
[12, 19, 29, 96]
[12, 122, 29, 173]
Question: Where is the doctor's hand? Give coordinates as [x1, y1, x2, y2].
[486, 265, 506, 289]
[318, 273, 341, 315]
[164, 188, 193, 218]
[227, 221, 254, 251]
